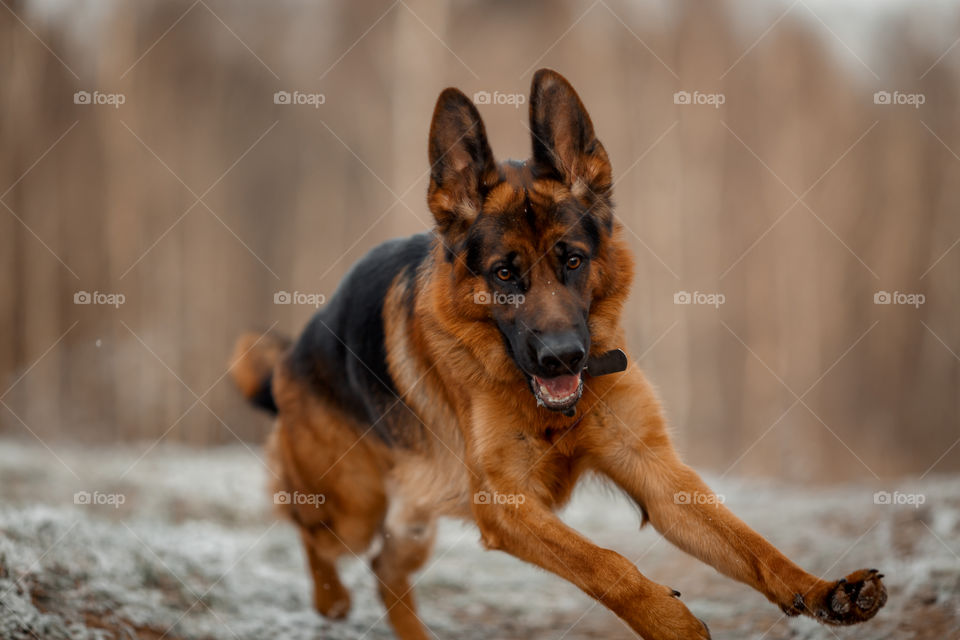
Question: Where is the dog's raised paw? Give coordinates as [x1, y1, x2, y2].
[807, 569, 887, 625]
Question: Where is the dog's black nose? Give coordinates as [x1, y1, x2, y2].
[535, 332, 587, 375]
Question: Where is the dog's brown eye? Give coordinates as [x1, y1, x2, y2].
[496, 268, 512, 281]
[566, 256, 582, 270]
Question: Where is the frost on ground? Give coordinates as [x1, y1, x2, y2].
[0, 439, 957, 640]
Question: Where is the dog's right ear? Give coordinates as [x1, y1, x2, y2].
[427, 88, 497, 243]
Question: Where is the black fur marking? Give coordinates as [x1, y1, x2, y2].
[400, 255, 425, 317]
[579, 209, 601, 252]
[249, 371, 278, 415]
[285, 232, 433, 445]
[464, 230, 487, 275]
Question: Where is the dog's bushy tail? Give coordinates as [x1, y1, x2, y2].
[229, 331, 291, 415]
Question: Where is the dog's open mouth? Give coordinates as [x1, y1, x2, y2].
[531, 373, 583, 412]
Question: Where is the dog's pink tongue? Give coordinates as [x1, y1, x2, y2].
[537, 374, 580, 398]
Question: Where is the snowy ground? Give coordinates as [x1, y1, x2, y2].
[0, 439, 957, 640]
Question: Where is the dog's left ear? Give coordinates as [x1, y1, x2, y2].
[529, 69, 613, 226]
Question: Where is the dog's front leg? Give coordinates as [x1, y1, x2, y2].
[470, 479, 710, 639]
[589, 370, 887, 626]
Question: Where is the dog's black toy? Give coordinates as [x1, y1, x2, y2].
[585, 348, 628, 377]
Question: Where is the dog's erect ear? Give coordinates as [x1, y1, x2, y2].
[427, 88, 498, 242]
[529, 69, 613, 222]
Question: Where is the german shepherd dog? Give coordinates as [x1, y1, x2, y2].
[230, 69, 886, 639]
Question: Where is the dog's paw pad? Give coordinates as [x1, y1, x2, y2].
[830, 579, 852, 615]
[856, 577, 884, 610]
[811, 569, 887, 625]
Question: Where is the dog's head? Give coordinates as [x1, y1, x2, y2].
[427, 69, 630, 414]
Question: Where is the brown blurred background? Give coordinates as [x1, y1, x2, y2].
[1, 0, 958, 482]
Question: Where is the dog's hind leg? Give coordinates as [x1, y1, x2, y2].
[299, 528, 351, 619]
[371, 496, 436, 640]
[267, 369, 389, 622]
